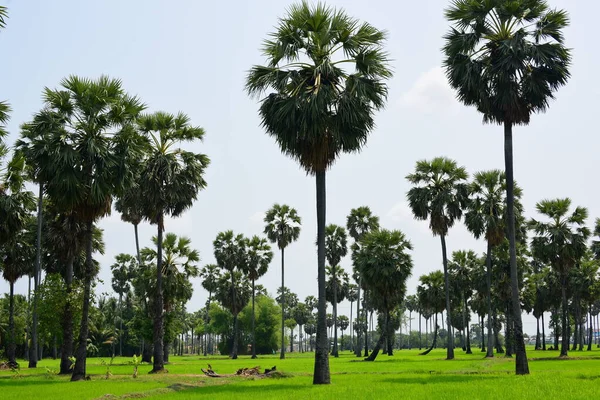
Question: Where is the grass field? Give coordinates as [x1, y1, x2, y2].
[2, 347, 599, 399]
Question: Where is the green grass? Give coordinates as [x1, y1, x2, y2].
[2, 347, 600, 399]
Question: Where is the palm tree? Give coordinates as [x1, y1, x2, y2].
[444, 0, 571, 374]
[324, 224, 348, 357]
[353, 229, 413, 361]
[346, 206, 380, 357]
[293, 303, 311, 353]
[338, 315, 349, 350]
[137, 111, 209, 373]
[406, 157, 469, 360]
[347, 284, 358, 351]
[214, 270, 251, 358]
[38, 76, 143, 381]
[263, 204, 301, 359]
[243, 235, 274, 359]
[142, 233, 200, 362]
[591, 219, 600, 260]
[464, 170, 515, 357]
[213, 231, 247, 359]
[405, 294, 418, 349]
[199, 264, 220, 356]
[115, 183, 144, 264]
[449, 250, 477, 354]
[417, 271, 446, 355]
[110, 254, 136, 356]
[246, 2, 391, 383]
[529, 198, 590, 357]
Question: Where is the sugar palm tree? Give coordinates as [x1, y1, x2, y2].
[406, 157, 469, 360]
[263, 203, 301, 359]
[246, 2, 391, 383]
[353, 229, 413, 361]
[213, 231, 247, 359]
[31, 76, 143, 380]
[346, 206, 380, 357]
[137, 111, 209, 372]
[591, 219, 600, 261]
[404, 294, 418, 349]
[529, 198, 590, 357]
[324, 224, 348, 357]
[449, 250, 477, 354]
[464, 170, 511, 357]
[110, 253, 136, 356]
[199, 263, 220, 356]
[243, 235, 273, 359]
[444, 0, 571, 374]
[417, 270, 446, 355]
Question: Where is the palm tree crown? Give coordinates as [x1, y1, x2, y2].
[245, 1, 392, 174]
[406, 157, 469, 236]
[443, 0, 571, 125]
[263, 204, 301, 249]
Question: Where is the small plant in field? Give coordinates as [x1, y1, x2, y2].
[44, 367, 57, 379]
[10, 365, 22, 379]
[100, 358, 112, 380]
[69, 356, 76, 370]
[132, 355, 140, 378]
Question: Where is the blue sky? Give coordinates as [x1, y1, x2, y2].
[1, 0, 598, 335]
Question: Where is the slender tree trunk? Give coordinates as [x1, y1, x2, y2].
[464, 294, 471, 354]
[71, 221, 94, 381]
[535, 317, 540, 350]
[588, 306, 593, 351]
[26, 277, 31, 362]
[151, 216, 165, 373]
[231, 271, 238, 360]
[251, 279, 257, 359]
[420, 313, 438, 355]
[134, 223, 141, 265]
[480, 315, 485, 352]
[142, 342, 152, 363]
[542, 312, 546, 350]
[350, 300, 353, 352]
[59, 257, 75, 374]
[485, 243, 495, 358]
[355, 281, 362, 357]
[386, 310, 393, 356]
[560, 278, 568, 357]
[29, 183, 43, 369]
[409, 310, 412, 349]
[119, 294, 123, 356]
[203, 291, 211, 357]
[332, 272, 339, 357]
[503, 121, 529, 374]
[364, 292, 369, 357]
[440, 235, 454, 360]
[365, 329, 386, 361]
[313, 170, 330, 384]
[290, 327, 294, 352]
[280, 247, 285, 360]
[505, 303, 513, 357]
[7, 282, 16, 367]
[419, 312, 422, 350]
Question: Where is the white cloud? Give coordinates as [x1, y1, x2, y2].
[398, 66, 459, 115]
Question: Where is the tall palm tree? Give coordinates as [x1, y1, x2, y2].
[406, 157, 469, 360]
[213, 231, 247, 359]
[137, 111, 209, 372]
[353, 229, 413, 361]
[346, 206, 380, 357]
[449, 250, 477, 354]
[324, 224, 348, 357]
[17, 109, 63, 368]
[246, 2, 391, 383]
[444, 0, 571, 374]
[529, 198, 590, 357]
[405, 294, 418, 349]
[263, 203, 301, 360]
[39, 76, 143, 381]
[464, 170, 514, 357]
[199, 263, 220, 356]
[110, 253, 136, 357]
[243, 235, 274, 359]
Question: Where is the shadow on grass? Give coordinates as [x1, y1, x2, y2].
[0, 375, 67, 388]
[157, 382, 309, 397]
[379, 373, 504, 385]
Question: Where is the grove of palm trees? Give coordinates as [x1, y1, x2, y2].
[1, 1, 599, 399]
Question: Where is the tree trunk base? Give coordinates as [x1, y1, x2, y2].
[149, 368, 168, 374]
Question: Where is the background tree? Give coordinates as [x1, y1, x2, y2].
[354, 229, 413, 361]
[444, 0, 571, 375]
[406, 157, 469, 360]
[213, 231, 247, 359]
[347, 206, 380, 357]
[243, 235, 273, 359]
[246, 2, 391, 384]
[529, 198, 589, 357]
[449, 250, 477, 354]
[293, 303, 311, 353]
[405, 295, 418, 349]
[214, 271, 251, 357]
[199, 264, 220, 356]
[324, 224, 348, 357]
[137, 111, 209, 372]
[417, 271, 446, 355]
[263, 203, 301, 360]
[110, 254, 136, 356]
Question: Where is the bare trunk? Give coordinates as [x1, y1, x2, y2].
[231, 271, 238, 360]
[440, 235, 454, 359]
[332, 272, 339, 357]
[355, 281, 362, 357]
[504, 121, 529, 374]
[542, 312, 546, 350]
[59, 257, 75, 374]
[29, 183, 43, 368]
[364, 291, 369, 357]
[313, 170, 330, 384]
[251, 279, 257, 359]
[464, 295, 471, 354]
[151, 217, 165, 373]
[485, 241, 494, 357]
[420, 313, 438, 355]
[71, 222, 93, 381]
[280, 247, 285, 360]
[588, 307, 593, 351]
[560, 279, 568, 357]
[7, 282, 16, 367]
